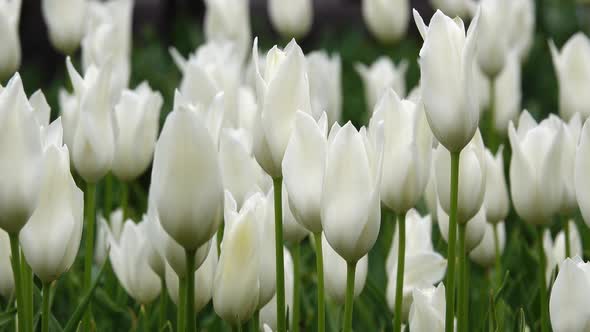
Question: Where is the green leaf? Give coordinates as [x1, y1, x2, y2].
[494, 270, 510, 302]
[62, 262, 107, 332]
[517, 308, 526, 332]
[0, 308, 16, 328]
[158, 321, 173, 332]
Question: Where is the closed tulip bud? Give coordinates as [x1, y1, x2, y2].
[0, 229, 14, 299]
[268, 0, 312, 39]
[476, 0, 512, 78]
[576, 118, 590, 227]
[355, 57, 408, 113]
[469, 221, 506, 268]
[483, 146, 509, 223]
[491, 52, 521, 135]
[560, 114, 582, 213]
[550, 33, 590, 120]
[549, 257, 590, 332]
[260, 247, 294, 331]
[438, 204, 486, 252]
[282, 111, 327, 234]
[544, 221, 583, 284]
[508, 111, 564, 225]
[109, 220, 161, 304]
[112, 82, 162, 181]
[430, 0, 474, 19]
[508, 0, 535, 62]
[94, 209, 124, 266]
[20, 123, 83, 283]
[204, 0, 251, 62]
[0, 0, 20, 80]
[66, 57, 115, 183]
[322, 122, 383, 264]
[165, 243, 217, 313]
[307, 51, 342, 125]
[409, 283, 448, 332]
[42, 0, 85, 54]
[282, 186, 308, 244]
[213, 196, 260, 324]
[0, 74, 43, 234]
[362, 0, 409, 44]
[473, 65, 491, 115]
[386, 210, 447, 320]
[252, 38, 312, 178]
[150, 93, 223, 251]
[434, 130, 486, 223]
[414, 9, 481, 152]
[370, 89, 432, 213]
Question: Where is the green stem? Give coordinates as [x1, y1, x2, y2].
[487, 78, 497, 152]
[178, 276, 186, 332]
[564, 219, 571, 258]
[463, 260, 470, 332]
[104, 173, 113, 217]
[273, 178, 286, 332]
[312, 233, 325, 332]
[9, 233, 24, 332]
[493, 223, 502, 287]
[292, 243, 301, 332]
[537, 227, 549, 332]
[186, 250, 196, 332]
[457, 223, 466, 332]
[21, 254, 32, 332]
[250, 310, 259, 332]
[83, 182, 96, 332]
[393, 211, 406, 332]
[42, 282, 51, 332]
[121, 181, 129, 221]
[159, 278, 168, 329]
[445, 151, 460, 332]
[343, 261, 357, 332]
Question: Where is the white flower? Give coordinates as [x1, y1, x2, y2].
[483, 146, 509, 223]
[355, 57, 408, 113]
[323, 233, 368, 304]
[42, 0, 86, 54]
[0, 0, 21, 80]
[204, 0, 251, 62]
[409, 283, 448, 332]
[362, 0, 409, 44]
[438, 204, 486, 252]
[544, 222, 583, 285]
[469, 221, 506, 268]
[549, 257, 590, 332]
[268, 0, 313, 39]
[0, 229, 14, 299]
[307, 51, 342, 125]
[260, 247, 295, 331]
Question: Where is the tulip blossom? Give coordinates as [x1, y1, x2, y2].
[550, 33, 590, 120]
[560, 114, 582, 214]
[476, 0, 512, 78]
[489, 52, 522, 135]
[544, 222, 582, 285]
[42, 0, 86, 54]
[362, 0, 409, 44]
[203, 0, 251, 62]
[414, 9, 481, 152]
[355, 57, 408, 113]
[549, 257, 590, 332]
[0, 229, 13, 299]
[576, 117, 590, 227]
[323, 234, 368, 304]
[282, 187, 308, 244]
[260, 248, 295, 331]
[0, 0, 21, 80]
[438, 204, 486, 252]
[94, 209, 124, 266]
[112, 82, 163, 181]
[409, 284, 448, 332]
[307, 51, 342, 125]
[508, 0, 535, 62]
[469, 221, 506, 268]
[268, 0, 313, 39]
[423, 158, 438, 222]
[483, 146, 509, 223]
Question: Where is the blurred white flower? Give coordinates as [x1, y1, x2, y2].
[576, 117, 590, 227]
[204, 0, 251, 62]
[260, 247, 294, 331]
[438, 204, 486, 252]
[483, 146, 509, 223]
[323, 233, 368, 304]
[362, 0, 409, 44]
[355, 57, 408, 113]
[409, 283, 448, 332]
[268, 0, 313, 39]
[490, 51, 521, 135]
[307, 51, 342, 125]
[544, 221, 582, 285]
[469, 221, 506, 268]
[0, 0, 21, 80]
[42, 0, 86, 54]
[0, 229, 14, 299]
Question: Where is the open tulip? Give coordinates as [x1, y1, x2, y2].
[409, 283, 448, 332]
[576, 117, 590, 227]
[355, 57, 408, 113]
[437, 204, 486, 252]
[260, 248, 295, 331]
[203, 0, 251, 62]
[42, 0, 85, 54]
[414, 9, 480, 152]
[469, 221, 506, 268]
[307, 51, 342, 125]
[323, 234, 368, 304]
[112, 82, 162, 181]
[549, 257, 590, 332]
[268, 0, 312, 39]
[550, 33, 590, 120]
[476, 0, 512, 78]
[0, 0, 21, 80]
[362, 0, 409, 44]
[483, 146, 509, 223]
[0, 229, 13, 299]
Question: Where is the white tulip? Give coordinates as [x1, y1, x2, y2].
[409, 283, 447, 332]
[423, 156, 438, 222]
[252, 38, 312, 178]
[476, 0, 512, 78]
[323, 233, 368, 304]
[236, 86, 259, 136]
[414, 9, 481, 152]
[490, 51, 521, 135]
[282, 111, 327, 234]
[282, 186, 308, 244]
[66, 57, 115, 183]
[112, 82, 162, 181]
[544, 230, 557, 285]
[109, 220, 161, 304]
[483, 146, 509, 223]
[58, 88, 78, 153]
[0, 0, 21, 80]
[370, 89, 432, 213]
[473, 65, 491, 116]
[321, 122, 383, 263]
[576, 117, 590, 227]
[544, 221, 583, 285]
[0, 229, 14, 299]
[307, 51, 342, 125]
[438, 204, 486, 252]
[355, 57, 408, 113]
[42, 0, 86, 54]
[362, 0, 409, 44]
[260, 247, 294, 331]
[549, 257, 590, 332]
[560, 114, 582, 214]
[469, 221, 506, 268]
[550, 33, 590, 120]
[508, 0, 535, 62]
[430, 0, 474, 18]
[204, 0, 251, 62]
[508, 111, 564, 225]
[94, 209, 124, 266]
[268, 0, 313, 39]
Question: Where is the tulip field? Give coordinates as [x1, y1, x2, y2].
[2, 0, 590, 331]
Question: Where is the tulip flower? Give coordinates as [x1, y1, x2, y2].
[508, 0, 535, 62]
[483, 146, 509, 224]
[362, 0, 409, 44]
[430, 0, 473, 19]
[282, 187, 308, 244]
[42, 0, 85, 54]
[560, 114, 582, 216]
[423, 158, 438, 222]
[488, 51, 522, 136]
[470, 221, 506, 268]
[0, 0, 21, 80]
[203, 0, 251, 62]
[408, 284, 449, 332]
[550, 33, 590, 120]
[260, 248, 294, 332]
[386, 210, 447, 322]
[94, 209, 123, 266]
[549, 257, 590, 332]
[576, 117, 590, 227]
[476, 0, 512, 78]
[544, 222, 583, 286]
[268, 0, 313, 39]
[0, 229, 14, 299]
[437, 204, 486, 253]
[307, 51, 342, 126]
[112, 82, 162, 181]
[355, 57, 408, 113]
[109, 220, 161, 304]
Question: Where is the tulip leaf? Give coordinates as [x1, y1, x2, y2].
[94, 288, 128, 315]
[62, 262, 107, 332]
[516, 308, 526, 332]
[0, 308, 16, 328]
[158, 321, 173, 332]
[494, 270, 510, 302]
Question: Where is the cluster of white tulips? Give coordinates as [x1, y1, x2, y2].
[0, 0, 589, 331]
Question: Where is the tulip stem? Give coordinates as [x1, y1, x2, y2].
[249, 310, 259, 332]
[292, 242, 301, 332]
[564, 219, 571, 258]
[312, 232, 325, 332]
[178, 277, 186, 332]
[446, 151, 460, 332]
[21, 254, 33, 332]
[393, 211, 406, 332]
[273, 178, 286, 332]
[457, 223, 467, 332]
[83, 182, 96, 332]
[493, 223, 502, 287]
[42, 282, 50, 332]
[487, 78, 497, 152]
[343, 261, 357, 332]
[185, 249, 196, 332]
[8, 233, 24, 332]
[104, 173, 113, 217]
[537, 227, 549, 332]
[159, 278, 168, 329]
[121, 181, 129, 221]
